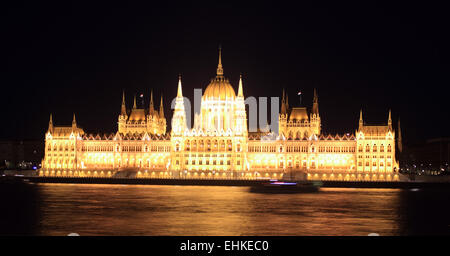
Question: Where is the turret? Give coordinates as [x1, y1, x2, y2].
[72, 113, 77, 129]
[159, 94, 165, 119]
[281, 89, 287, 114]
[118, 91, 128, 133]
[172, 74, 187, 135]
[285, 92, 289, 111]
[238, 74, 244, 97]
[312, 88, 319, 116]
[149, 90, 155, 116]
[177, 74, 183, 98]
[310, 89, 321, 135]
[388, 109, 392, 130]
[121, 90, 127, 116]
[235, 74, 247, 135]
[48, 114, 53, 133]
[359, 109, 363, 129]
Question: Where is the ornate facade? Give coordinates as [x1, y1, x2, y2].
[40, 49, 400, 181]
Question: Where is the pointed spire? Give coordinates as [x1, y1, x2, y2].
[216, 45, 224, 76]
[388, 109, 392, 129]
[121, 90, 127, 115]
[285, 93, 289, 110]
[312, 88, 319, 115]
[48, 113, 53, 132]
[359, 109, 363, 129]
[149, 90, 155, 115]
[177, 74, 183, 97]
[159, 94, 165, 118]
[281, 89, 286, 114]
[238, 74, 244, 97]
[72, 113, 77, 129]
[133, 94, 137, 109]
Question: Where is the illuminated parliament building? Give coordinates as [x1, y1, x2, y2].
[40, 49, 400, 181]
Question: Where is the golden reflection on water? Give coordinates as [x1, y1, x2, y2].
[33, 184, 406, 236]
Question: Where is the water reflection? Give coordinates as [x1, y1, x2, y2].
[1, 183, 450, 235]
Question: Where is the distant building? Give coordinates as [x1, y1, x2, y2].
[402, 138, 450, 174]
[0, 141, 43, 169]
[40, 48, 399, 181]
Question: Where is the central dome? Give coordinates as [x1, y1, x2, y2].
[203, 76, 236, 100]
[202, 46, 236, 100]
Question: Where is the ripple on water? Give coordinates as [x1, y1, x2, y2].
[1, 184, 449, 235]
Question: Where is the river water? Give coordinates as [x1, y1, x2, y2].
[2, 183, 450, 235]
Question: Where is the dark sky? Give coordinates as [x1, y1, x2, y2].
[1, 1, 448, 144]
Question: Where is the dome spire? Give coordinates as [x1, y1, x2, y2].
[177, 74, 183, 97]
[216, 45, 223, 76]
[238, 74, 244, 97]
[133, 94, 137, 109]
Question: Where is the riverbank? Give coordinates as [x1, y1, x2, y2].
[7, 176, 450, 189]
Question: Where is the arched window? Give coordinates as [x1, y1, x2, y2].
[373, 145, 377, 152]
[387, 144, 392, 153]
[365, 144, 370, 152]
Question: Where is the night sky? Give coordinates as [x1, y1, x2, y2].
[2, 1, 448, 144]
